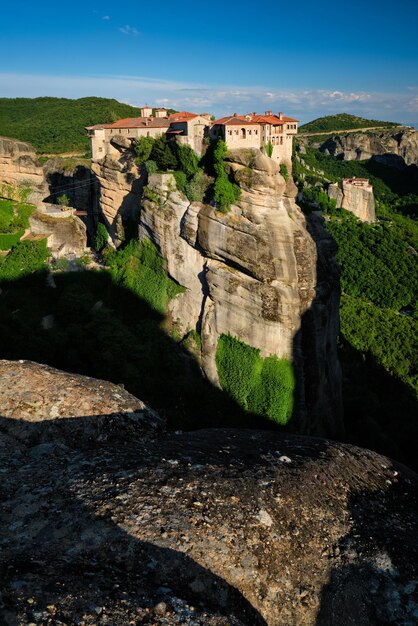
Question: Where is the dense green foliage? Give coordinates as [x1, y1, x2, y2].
[340, 296, 417, 391]
[216, 334, 295, 425]
[326, 217, 418, 311]
[0, 96, 144, 153]
[279, 163, 289, 181]
[0, 198, 35, 250]
[93, 222, 109, 252]
[0, 240, 50, 281]
[212, 140, 241, 212]
[105, 239, 184, 315]
[299, 113, 400, 133]
[138, 137, 211, 204]
[135, 137, 154, 164]
[0, 198, 34, 233]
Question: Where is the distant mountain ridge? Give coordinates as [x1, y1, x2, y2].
[299, 113, 401, 133]
[0, 96, 148, 154]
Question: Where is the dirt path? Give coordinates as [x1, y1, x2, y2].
[298, 125, 404, 137]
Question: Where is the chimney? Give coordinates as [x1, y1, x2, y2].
[278, 111, 283, 120]
[233, 112, 238, 117]
[265, 110, 272, 116]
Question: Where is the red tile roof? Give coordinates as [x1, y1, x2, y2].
[168, 111, 198, 122]
[212, 113, 299, 126]
[87, 117, 171, 130]
[212, 115, 253, 125]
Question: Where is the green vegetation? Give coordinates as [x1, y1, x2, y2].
[280, 163, 289, 182]
[299, 113, 400, 133]
[136, 137, 211, 204]
[326, 217, 418, 311]
[135, 137, 155, 165]
[106, 239, 185, 315]
[0, 240, 50, 281]
[216, 334, 295, 425]
[0, 96, 145, 153]
[266, 141, 273, 158]
[93, 222, 109, 252]
[293, 135, 418, 468]
[57, 194, 70, 207]
[0, 198, 35, 249]
[212, 140, 241, 212]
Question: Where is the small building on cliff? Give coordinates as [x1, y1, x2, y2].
[209, 111, 299, 165]
[328, 178, 376, 222]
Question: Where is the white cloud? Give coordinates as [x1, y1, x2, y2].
[119, 25, 138, 36]
[0, 72, 415, 123]
[102, 15, 110, 21]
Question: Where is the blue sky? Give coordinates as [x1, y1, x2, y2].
[1, 0, 418, 123]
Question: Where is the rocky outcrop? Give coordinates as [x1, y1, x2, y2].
[320, 127, 418, 165]
[0, 361, 417, 626]
[28, 204, 88, 258]
[140, 150, 342, 436]
[91, 149, 145, 240]
[328, 180, 376, 222]
[0, 136, 49, 204]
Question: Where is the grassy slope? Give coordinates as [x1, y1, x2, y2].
[299, 113, 400, 133]
[0, 97, 144, 153]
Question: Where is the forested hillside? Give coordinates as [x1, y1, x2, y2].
[0, 97, 144, 153]
[299, 113, 400, 133]
[293, 142, 418, 469]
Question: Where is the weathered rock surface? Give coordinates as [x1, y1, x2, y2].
[91, 150, 145, 240]
[0, 360, 164, 444]
[0, 136, 49, 204]
[28, 205, 88, 258]
[320, 128, 418, 165]
[328, 181, 376, 222]
[0, 361, 417, 626]
[139, 150, 342, 436]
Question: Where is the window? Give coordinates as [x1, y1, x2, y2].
[98, 147, 103, 152]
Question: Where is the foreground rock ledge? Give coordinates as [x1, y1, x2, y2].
[0, 361, 417, 625]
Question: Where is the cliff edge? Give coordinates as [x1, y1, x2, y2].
[0, 360, 417, 625]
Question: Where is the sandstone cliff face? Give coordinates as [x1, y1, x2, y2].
[91, 148, 145, 240]
[0, 136, 49, 203]
[139, 150, 342, 436]
[1, 361, 417, 626]
[321, 128, 418, 164]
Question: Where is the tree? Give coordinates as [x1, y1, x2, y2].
[175, 144, 199, 179]
[135, 137, 154, 165]
[150, 136, 177, 170]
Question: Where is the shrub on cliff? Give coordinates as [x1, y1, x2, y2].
[135, 137, 154, 165]
[216, 333, 295, 425]
[185, 169, 210, 203]
[211, 140, 241, 212]
[93, 222, 109, 252]
[175, 144, 199, 179]
[150, 137, 177, 171]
